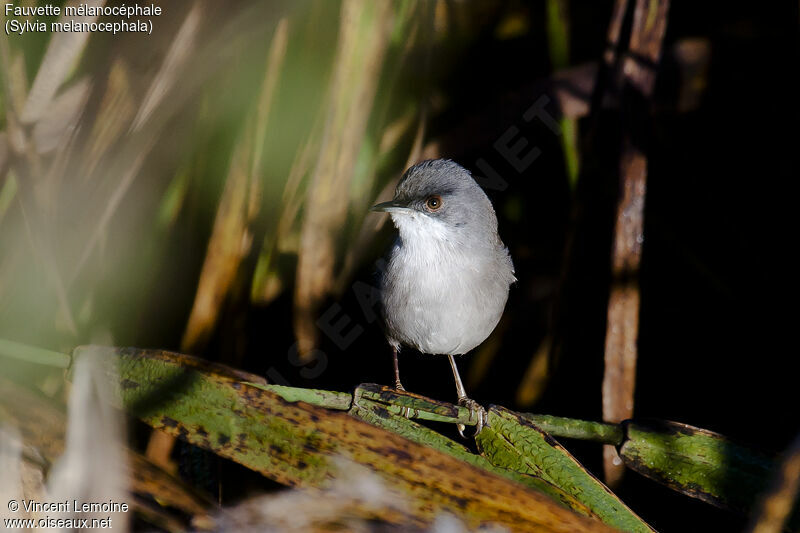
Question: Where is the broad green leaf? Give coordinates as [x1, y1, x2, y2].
[90, 345, 615, 532]
[477, 406, 654, 532]
[619, 420, 799, 529]
[349, 386, 595, 519]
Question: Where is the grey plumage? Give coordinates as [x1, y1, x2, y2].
[373, 159, 515, 357]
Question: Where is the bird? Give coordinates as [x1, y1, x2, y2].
[370, 159, 515, 435]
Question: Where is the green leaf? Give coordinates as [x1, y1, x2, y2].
[619, 420, 796, 527]
[477, 406, 654, 532]
[92, 345, 616, 532]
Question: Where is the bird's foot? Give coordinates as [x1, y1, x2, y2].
[456, 397, 486, 439]
[393, 382, 413, 419]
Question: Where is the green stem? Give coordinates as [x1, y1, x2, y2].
[0, 338, 72, 368]
[522, 413, 623, 446]
[354, 383, 478, 426]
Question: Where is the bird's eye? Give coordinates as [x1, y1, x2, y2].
[425, 195, 443, 211]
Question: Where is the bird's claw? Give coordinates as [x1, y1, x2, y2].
[456, 398, 486, 438]
[394, 383, 413, 419]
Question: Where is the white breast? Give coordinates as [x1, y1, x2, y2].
[380, 211, 514, 355]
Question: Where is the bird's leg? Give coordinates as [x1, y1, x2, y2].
[392, 346, 405, 392]
[447, 354, 486, 437]
[447, 353, 469, 401]
[391, 346, 411, 418]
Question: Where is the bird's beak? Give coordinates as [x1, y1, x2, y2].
[370, 199, 411, 213]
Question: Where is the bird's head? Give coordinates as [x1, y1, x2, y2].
[370, 159, 499, 245]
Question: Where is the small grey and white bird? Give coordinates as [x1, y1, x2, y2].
[371, 159, 515, 433]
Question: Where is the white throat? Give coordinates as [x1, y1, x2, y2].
[390, 211, 457, 250]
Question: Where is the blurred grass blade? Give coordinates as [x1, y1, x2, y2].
[250, 130, 318, 304]
[67, 3, 293, 294]
[545, 0, 579, 187]
[293, 0, 395, 357]
[71, 145, 152, 281]
[181, 18, 289, 354]
[0, 25, 31, 159]
[156, 167, 191, 230]
[477, 406, 654, 532]
[251, 17, 290, 179]
[31, 77, 90, 155]
[0, 425, 23, 518]
[131, 2, 202, 132]
[46, 347, 130, 530]
[747, 431, 800, 533]
[0, 373, 216, 528]
[514, 334, 550, 408]
[20, 0, 104, 126]
[333, 108, 427, 292]
[0, 172, 18, 225]
[0, 132, 7, 173]
[0, 337, 71, 368]
[179, 137, 258, 353]
[81, 61, 135, 177]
